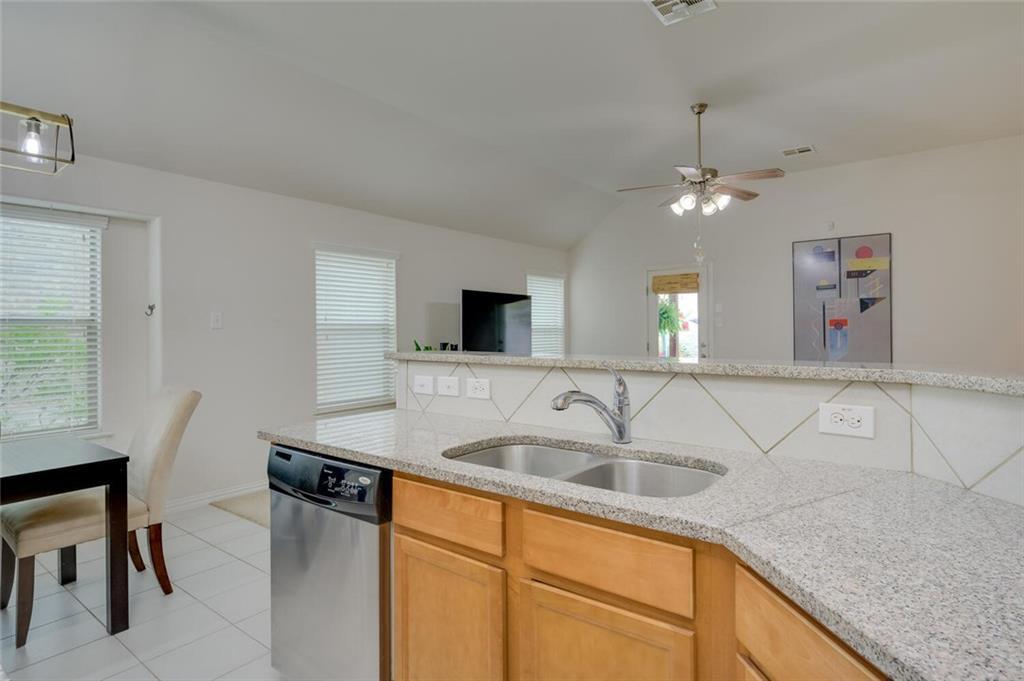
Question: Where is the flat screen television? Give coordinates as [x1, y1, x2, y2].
[461, 289, 532, 354]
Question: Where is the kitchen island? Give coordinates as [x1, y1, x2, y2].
[259, 409, 1024, 681]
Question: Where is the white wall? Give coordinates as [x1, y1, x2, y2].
[569, 135, 1024, 373]
[1, 156, 566, 502]
[100, 217, 150, 452]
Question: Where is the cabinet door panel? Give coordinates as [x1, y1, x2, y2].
[394, 534, 505, 681]
[519, 580, 694, 681]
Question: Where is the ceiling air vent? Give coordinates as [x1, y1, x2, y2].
[649, 0, 717, 26]
[781, 145, 816, 157]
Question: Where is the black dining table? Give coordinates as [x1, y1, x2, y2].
[0, 436, 129, 635]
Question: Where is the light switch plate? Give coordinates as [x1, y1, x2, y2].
[413, 375, 435, 395]
[466, 378, 491, 399]
[436, 376, 459, 397]
[818, 403, 875, 439]
[209, 311, 223, 330]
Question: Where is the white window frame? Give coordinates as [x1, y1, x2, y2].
[1, 203, 107, 440]
[526, 273, 567, 356]
[314, 244, 398, 415]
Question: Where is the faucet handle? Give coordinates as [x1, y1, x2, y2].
[607, 368, 629, 405]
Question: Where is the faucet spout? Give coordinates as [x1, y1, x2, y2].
[550, 368, 631, 443]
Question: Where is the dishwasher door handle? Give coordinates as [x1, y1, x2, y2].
[293, 489, 337, 508]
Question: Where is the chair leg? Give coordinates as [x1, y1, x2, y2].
[58, 545, 77, 585]
[147, 524, 173, 595]
[16, 556, 34, 648]
[128, 530, 147, 572]
[1, 540, 14, 609]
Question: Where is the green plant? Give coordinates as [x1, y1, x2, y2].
[658, 300, 680, 336]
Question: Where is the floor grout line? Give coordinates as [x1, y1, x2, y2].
[5, 504, 272, 681]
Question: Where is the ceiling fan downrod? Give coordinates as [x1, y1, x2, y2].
[690, 102, 707, 169]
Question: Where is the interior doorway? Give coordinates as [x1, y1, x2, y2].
[647, 265, 711, 361]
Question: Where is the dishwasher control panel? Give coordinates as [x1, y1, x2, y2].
[317, 463, 373, 502]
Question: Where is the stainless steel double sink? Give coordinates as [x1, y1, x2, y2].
[446, 444, 721, 498]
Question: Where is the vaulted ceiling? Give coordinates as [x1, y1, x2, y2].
[3, 2, 1021, 249]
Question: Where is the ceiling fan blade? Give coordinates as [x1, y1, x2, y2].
[616, 183, 684, 193]
[716, 168, 785, 183]
[713, 184, 759, 201]
[658, 192, 685, 208]
[673, 166, 704, 182]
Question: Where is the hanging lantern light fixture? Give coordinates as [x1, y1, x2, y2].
[1, 101, 75, 175]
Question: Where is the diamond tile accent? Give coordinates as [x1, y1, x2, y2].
[877, 382, 911, 411]
[630, 375, 760, 452]
[972, 450, 1024, 506]
[697, 375, 848, 451]
[912, 421, 962, 486]
[770, 382, 912, 470]
[467, 364, 550, 419]
[565, 369, 672, 417]
[425, 364, 505, 421]
[509, 368, 610, 434]
[911, 386, 1024, 487]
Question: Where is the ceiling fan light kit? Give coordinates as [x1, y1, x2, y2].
[618, 103, 784, 218]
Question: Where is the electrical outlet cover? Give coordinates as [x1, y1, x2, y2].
[466, 378, 491, 400]
[436, 376, 459, 397]
[818, 403, 875, 439]
[413, 375, 435, 395]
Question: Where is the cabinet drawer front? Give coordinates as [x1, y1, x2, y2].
[393, 477, 504, 556]
[522, 509, 694, 617]
[519, 580, 694, 681]
[735, 566, 881, 681]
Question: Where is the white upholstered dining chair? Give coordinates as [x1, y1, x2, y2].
[1, 386, 201, 647]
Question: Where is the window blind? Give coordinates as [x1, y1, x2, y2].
[527, 274, 565, 356]
[1, 204, 106, 440]
[315, 249, 397, 412]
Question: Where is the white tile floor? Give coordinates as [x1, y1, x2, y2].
[0, 506, 283, 681]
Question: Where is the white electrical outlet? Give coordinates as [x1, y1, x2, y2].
[818, 403, 875, 439]
[209, 311, 223, 330]
[466, 377, 490, 400]
[436, 376, 459, 397]
[412, 375, 435, 395]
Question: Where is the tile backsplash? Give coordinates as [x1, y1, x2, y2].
[397, 360, 1024, 507]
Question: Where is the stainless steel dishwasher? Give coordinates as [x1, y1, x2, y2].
[267, 445, 391, 681]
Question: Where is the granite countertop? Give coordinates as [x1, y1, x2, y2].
[387, 351, 1024, 397]
[258, 409, 1024, 681]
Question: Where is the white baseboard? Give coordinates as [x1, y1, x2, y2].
[164, 481, 267, 514]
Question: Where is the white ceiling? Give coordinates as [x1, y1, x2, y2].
[3, 1, 1021, 249]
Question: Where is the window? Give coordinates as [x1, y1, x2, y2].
[315, 249, 397, 412]
[527, 274, 565, 356]
[1, 204, 106, 439]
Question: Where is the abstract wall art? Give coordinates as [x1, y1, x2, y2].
[792, 233, 892, 363]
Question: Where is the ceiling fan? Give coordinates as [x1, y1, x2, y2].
[618, 103, 784, 216]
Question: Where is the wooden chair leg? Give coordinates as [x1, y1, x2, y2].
[0, 540, 14, 609]
[16, 556, 34, 648]
[128, 530, 147, 572]
[58, 545, 77, 585]
[147, 524, 173, 595]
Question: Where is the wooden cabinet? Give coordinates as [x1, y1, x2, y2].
[392, 474, 884, 681]
[518, 580, 695, 681]
[522, 509, 694, 618]
[735, 565, 882, 681]
[393, 534, 505, 681]
[393, 477, 505, 556]
[735, 654, 769, 681]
